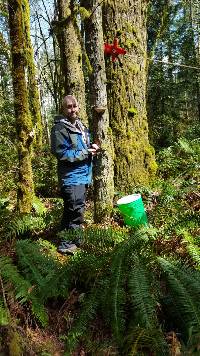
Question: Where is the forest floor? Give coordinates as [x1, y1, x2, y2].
[1, 140, 200, 355]
[1, 189, 199, 355]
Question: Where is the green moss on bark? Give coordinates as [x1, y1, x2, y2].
[103, 0, 156, 193]
[8, 0, 34, 213]
[56, 0, 88, 124]
[23, 0, 43, 148]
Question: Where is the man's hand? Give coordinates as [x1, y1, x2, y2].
[88, 143, 100, 156]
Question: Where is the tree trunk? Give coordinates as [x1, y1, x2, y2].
[103, 0, 157, 193]
[190, 0, 200, 121]
[84, 0, 114, 222]
[8, 0, 34, 213]
[23, 0, 43, 148]
[55, 0, 87, 123]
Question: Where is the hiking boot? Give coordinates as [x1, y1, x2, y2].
[57, 241, 78, 255]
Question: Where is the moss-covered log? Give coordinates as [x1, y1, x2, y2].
[55, 0, 87, 123]
[8, 0, 34, 213]
[84, 0, 114, 222]
[103, 0, 157, 192]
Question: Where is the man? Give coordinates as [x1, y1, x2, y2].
[51, 95, 99, 254]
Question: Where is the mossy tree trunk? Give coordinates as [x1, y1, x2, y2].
[23, 0, 43, 148]
[8, 0, 34, 213]
[55, 0, 87, 123]
[103, 0, 157, 193]
[190, 0, 200, 120]
[84, 0, 114, 222]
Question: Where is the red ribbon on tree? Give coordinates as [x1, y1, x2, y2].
[104, 37, 126, 62]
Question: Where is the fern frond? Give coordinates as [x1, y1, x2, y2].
[182, 330, 200, 354]
[125, 326, 168, 356]
[66, 251, 107, 288]
[107, 243, 127, 343]
[187, 244, 200, 267]
[0, 256, 48, 326]
[65, 288, 100, 353]
[128, 228, 155, 254]
[0, 256, 32, 302]
[30, 302, 48, 327]
[16, 239, 69, 300]
[84, 226, 127, 246]
[128, 254, 158, 330]
[181, 230, 200, 268]
[178, 138, 194, 154]
[59, 226, 127, 256]
[6, 214, 46, 238]
[32, 196, 47, 215]
[158, 257, 200, 334]
[159, 258, 200, 296]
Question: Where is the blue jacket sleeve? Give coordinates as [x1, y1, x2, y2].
[51, 125, 89, 163]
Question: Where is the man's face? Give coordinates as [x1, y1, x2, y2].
[63, 99, 79, 121]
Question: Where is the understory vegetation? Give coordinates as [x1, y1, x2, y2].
[0, 137, 199, 355]
[1, 0, 200, 354]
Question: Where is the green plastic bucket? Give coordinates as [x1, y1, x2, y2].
[117, 194, 148, 227]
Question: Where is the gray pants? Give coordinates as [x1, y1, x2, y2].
[60, 184, 86, 231]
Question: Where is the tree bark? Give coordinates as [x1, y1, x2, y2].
[23, 0, 43, 148]
[190, 0, 200, 121]
[55, 0, 87, 123]
[84, 0, 114, 222]
[8, 0, 34, 213]
[103, 0, 157, 193]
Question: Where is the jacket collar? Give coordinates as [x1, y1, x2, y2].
[54, 115, 85, 134]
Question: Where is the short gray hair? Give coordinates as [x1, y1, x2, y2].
[62, 95, 78, 109]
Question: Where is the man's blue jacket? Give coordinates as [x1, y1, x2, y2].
[51, 115, 92, 187]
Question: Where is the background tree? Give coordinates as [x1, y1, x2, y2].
[189, 0, 200, 119]
[8, 0, 34, 212]
[32, 0, 62, 113]
[23, 0, 43, 148]
[0, 0, 18, 196]
[147, 0, 200, 149]
[103, 0, 157, 193]
[53, 0, 87, 121]
[84, 0, 114, 222]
